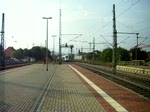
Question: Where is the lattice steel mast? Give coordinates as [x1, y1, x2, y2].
[59, 9, 62, 64]
[112, 4, 117, 74]
[0, 13, 5, 68]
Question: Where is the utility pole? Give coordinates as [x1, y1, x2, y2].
[112, 4, 117, 74]
[135, 33, 139, 62]
[89, 42, 91, 52]
[93, 37, 95, 62]
[118, 32, 139, 62]
[81, 46, 83, 60]
[0, 13, 5, 69]
[59, 9, 62, 64]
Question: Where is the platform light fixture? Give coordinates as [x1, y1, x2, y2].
[43, 17, 52, 71]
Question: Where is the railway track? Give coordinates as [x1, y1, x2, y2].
[75, 62, 150, 100]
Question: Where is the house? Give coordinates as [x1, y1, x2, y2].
[4, 47, 15, 57]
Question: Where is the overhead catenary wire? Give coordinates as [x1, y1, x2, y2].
[84, 0, 139, 45]
[80, 1, 126, 42]
[117, 20, 150, 33]
[62, 34, 82, 44]
[135, 26, 150, 32]
[117, 36, 130, 45]
[71, 1, 130, 48]
[117, 0, 142, 18]
[63, 0, 147, 52]
[138, 37, 148, 46]
[89, 0, 139, 36]
[116, 1, 149, 45]
[115, 0, 150, 51]
[100, 35, 112, 46]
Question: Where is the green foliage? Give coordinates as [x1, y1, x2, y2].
[100, 48, 112, 62]
[99, 47, 130, 62]
[12, 48, 24, 59]
[31, 46, 51, 61]
[86, 52, 93, 60]
[12, 46, 51, 61]
[94, 50, 101, 61]
[85, 50, 101, 61]
[131, 49, 148, 60]
[117, 47, 130, 61]
[23, 48, 29, 57]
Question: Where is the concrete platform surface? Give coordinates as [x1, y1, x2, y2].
[0, 64, 106, 112]
[38, 64, 106, 112]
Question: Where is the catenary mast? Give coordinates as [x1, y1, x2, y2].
[0, 13, 5, 68]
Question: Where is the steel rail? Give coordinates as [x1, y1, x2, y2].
[76, 63, 150, 99]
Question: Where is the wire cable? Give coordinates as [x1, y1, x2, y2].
[117, 0, 141, 18]
[100, 35, 112, 46]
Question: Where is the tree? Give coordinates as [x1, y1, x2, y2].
[13, 48, 24, 59]
[100, 48, 112, 62]
[117, 47, 130, 61]
[12, 46, 52, 61]
[100, 47, 130, 63]
[131, 49, 148, 60]
[23, 48, 29, 57]
[94, 50, 101, 61]
[31, 46, 44, 61]
[86, 52, 92, 60]
[31, 46, 51, 61]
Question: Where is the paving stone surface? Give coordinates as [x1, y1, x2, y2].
[71, 64, 150, 112]
[39, 64, 106, 112]
[0, 64, 55, 112]
[0, 64, 106, 112]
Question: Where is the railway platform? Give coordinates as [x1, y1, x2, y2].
[71, 64, 150, 112]
[0, 64, 106, 112]
[35, 64, 106, 112]
[0, 64, 149, 112]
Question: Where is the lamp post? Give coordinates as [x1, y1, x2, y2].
[51, 35, 57, 64]
[43, 17, 52, 71]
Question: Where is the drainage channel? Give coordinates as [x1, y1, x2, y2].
[31, 65, 57, 112]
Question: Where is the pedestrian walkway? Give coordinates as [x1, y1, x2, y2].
[38, 64, 106, 112]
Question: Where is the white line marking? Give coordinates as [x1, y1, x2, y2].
[69, 65, 128, 112]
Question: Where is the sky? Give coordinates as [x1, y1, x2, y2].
[0, 0, 150, 54]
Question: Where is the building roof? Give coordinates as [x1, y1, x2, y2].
[4, 47, 16, 57]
